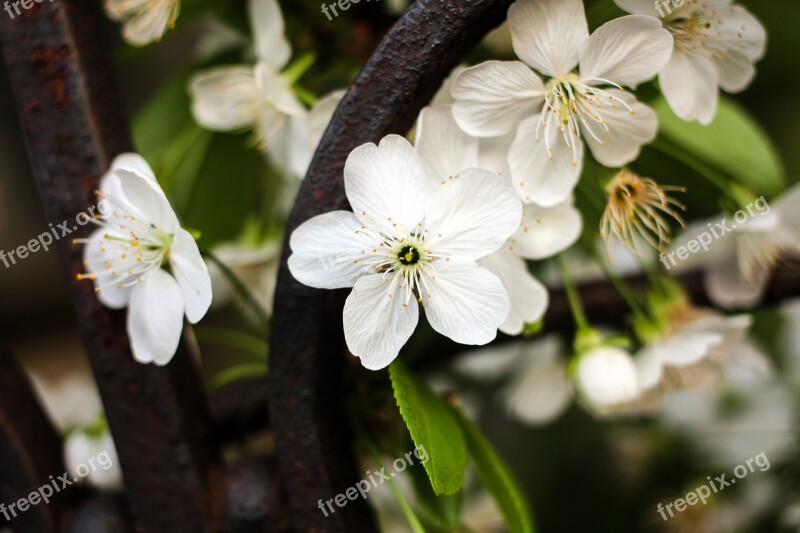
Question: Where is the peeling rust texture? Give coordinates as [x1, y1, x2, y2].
[0, 348, 73, 532]
[269, 1, 514, 531]
[0, 2, 224, 531]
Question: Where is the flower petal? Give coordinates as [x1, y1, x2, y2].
[478, 250, 548, 335]
[255, 63, 306, 117]
[431, 65, 467, 107]
[717, 5, 767, 62]
[415, 106, 479, 181]
[420, 262, 509, 345]
[288, 211, 376, 289]
[451, 61, 544, 137]
[116, 168, 180, 233]
[664, 217, 737, 272]
[510, 199, 583, 259]
[189, 67, 261, 131]
[583, 90, 658, 167]
[714, 52, 756, 94]
[127, 269, 185, 366]
[65, 432, 123, 490]
[705, 257, 767, 309]
[508, 0, 588, 77]
[255, 100, 291, 149]
[110, 153, 158, 184]
[249, 0, 292, 70]
[579, 15, 673, 87]
[270, 89, 343, 179]
[169, 228, 212, 324]
[453, 342, 525, 382]
[344, 135, 432, 236]
[117, 1, 178, 46]
[658, 329, 725, 367]
[659, 51, 719, 125]
[308, 90, 345, 154]
[343, 274, 419, 370]
[425, 168, 522, 261]
[85, 229, 133, 309]
[575, 346, 639, 411]
[503, 342, 571, 424]
[509, 114, 583, 207]
[265, 113, 312, 179]
[477, 131, 516, 177]
[635, 345, 664, 391]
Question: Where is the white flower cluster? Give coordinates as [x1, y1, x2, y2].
[287, 0, 767, 370]
[89, 0, 777, 384]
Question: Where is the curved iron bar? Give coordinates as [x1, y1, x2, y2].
[0, 1, 224, 530]
[269, 0, 515, 530]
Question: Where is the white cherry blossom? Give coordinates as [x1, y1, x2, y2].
[65, 431, 124, 490]
[207, 239, 280, 318]
[288, 135, 522, 369]
[189, 0, 337, 179]
[500, 337, 572, 425]
[574, 345, 640, 413]
[451, 0, 672, 206]
[636, 308, 753, 395]
[77, 154, 212, 365]
[615, 0, 766, 124]
[415, 106, 582, 334]
[105, 0, 181, 46]
[667, 187, 799, 309]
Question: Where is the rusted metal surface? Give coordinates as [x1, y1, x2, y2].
[269, 0, 515, 530]
[69, 493, 133, 533]
[225, 457, 289, 532]
[0, 2, 224, 531]
[0, 347, 72, 532]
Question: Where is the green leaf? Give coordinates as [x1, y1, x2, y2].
[452, 408, 536, 533]
[652, 95, 785, 197]
[195, 327, 268, 359]
[132, 75, 193, 164]
[181, 133, 265, 248]
[389, 361, 467, 495]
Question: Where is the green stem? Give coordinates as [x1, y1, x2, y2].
[294, 85, 317, 106]
[592, 245, 647, 317]
[201, 251, 271, 330]
[557, 254, 589, 330]
[282, 53, 316, 86]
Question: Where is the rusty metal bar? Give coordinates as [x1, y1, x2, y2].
[269, 1, 515, 530]
[0, 2, 224, 531]
[0, 347, 73, 532]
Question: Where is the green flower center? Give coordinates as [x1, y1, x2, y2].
[398, 245, 421, 265]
